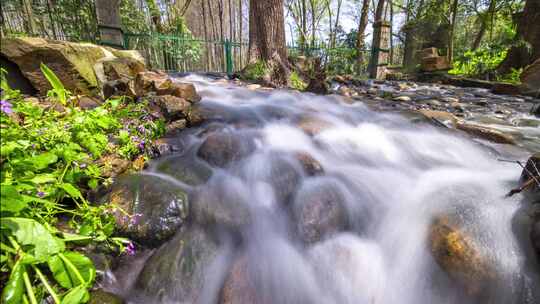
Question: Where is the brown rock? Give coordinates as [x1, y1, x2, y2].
[296, 116, 334, 136]
[456, 123, 515, 144]
[491, 83, 521, 95]
[520, 58, 540, 97]
[170, 82, 201, 103]
[152, 95, 191, 120]
[1, 37, 106, 95]
[429, 216, 496, 296]
[76, 96, 102, 109]
[295, 152, 324, 176]
[101, 57, 145, 81]
[220, 255, 258, 304]
[102, 78, 137, 99]
[197, 131, 256, 168]
[418, 109, 458, 127]
[134, 71, 169, 96]
[98, 154, 131, 178]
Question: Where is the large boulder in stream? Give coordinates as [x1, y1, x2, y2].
[293, 178, 349, 244]
[134, 226, 221, 303]
[197, 131, 257, 168]
[456, 122, 516, 145]
[190, 174, 251, 231]
[429, 216, 496, 297]
[520, 58, 540, 97]
[106, 174, 189, 247]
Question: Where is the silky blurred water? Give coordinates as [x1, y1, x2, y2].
[105, 75, 539, 304]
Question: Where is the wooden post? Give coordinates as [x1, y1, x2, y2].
[369, 21, 391, 79]
[95, 0, 124, 48]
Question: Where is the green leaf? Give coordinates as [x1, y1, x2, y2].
[87, 179, 98, 190]
[29, 174, 57, 184]
[40, 63, 67, 105]
[31, 152, 58, 170]
[1, 261, 25, 304]
[0, 217, 65, 262]
[48, 252, 95, 288]
[0, 185, 27, 214]
[60, 183, 83, 200]
[61, 285, 89, 304]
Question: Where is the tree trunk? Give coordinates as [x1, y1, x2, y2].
[248, 0, 289, 86]
[448, 0, 459, 62]
[356, 0, 370, 74]
[472, 0, 495, 50]
[146, 0, 163, 33]
[21, 0, 37, 35]
[96, 0, 123, 48]
[497, 0, 540, 74]
[369, 0, 389, 79]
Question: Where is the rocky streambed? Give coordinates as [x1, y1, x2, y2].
[92, 74, 540, 304]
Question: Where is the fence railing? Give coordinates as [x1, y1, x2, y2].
[123, 33, 248, 75]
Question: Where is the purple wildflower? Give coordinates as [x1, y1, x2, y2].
[137, 125, 146, 134]
[0, 100, 13, 114]
[138, 140, 145, 150]
[125, 242, 136, 256]
[130, 213, 143, 225]
[37, 191, 45, 198]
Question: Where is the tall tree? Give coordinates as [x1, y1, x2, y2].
[356, 0, 370, 73]
[448, 0, 460, 62]
[248, 0, 289, 85]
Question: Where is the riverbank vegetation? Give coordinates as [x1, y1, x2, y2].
[0, 66, 164, 303]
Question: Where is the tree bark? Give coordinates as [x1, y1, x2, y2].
[448, 0, 459, 62]
[497, 0, 540, 74]
[471, 0, 495, 51]
[356, 0, 370, 73]
[248, 0, 289, 86]
[96, 0, 123, 47]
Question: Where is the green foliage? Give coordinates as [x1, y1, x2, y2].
[0, 66, 163, 303]
[449, 46, 508, 78]
[289, 71, 307, 91]
[242, 61, 269, 81]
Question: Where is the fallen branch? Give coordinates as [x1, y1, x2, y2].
[498, 158, 540, 197]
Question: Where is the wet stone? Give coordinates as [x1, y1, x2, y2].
[294, 178, 349, 244]
[106, 174, 189, 247]
[197, 131, 257, 168]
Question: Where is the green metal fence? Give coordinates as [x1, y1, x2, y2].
[123, 33, 248, 76]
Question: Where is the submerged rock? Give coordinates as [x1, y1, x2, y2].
[190, 175, 251, 231]
[134, 226, 220, 303]
[294, 178, 349, 243]
[294, 152, 324, 176]
[418, 109, 458, 127]
[197, 131, 257, 168]
[429, 216, 496, 297]
[89, 290, 124, 304]
[295, 115, 334, 136]
[106, 174, 189, 247]
[456, 123, 515, 144]
[156, 155, 212, 186]
[219, 255, 258, 304]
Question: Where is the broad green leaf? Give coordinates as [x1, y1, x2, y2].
[0, 217, 65, 262]
[0, 141, 21, 157]
[29, 174, 57, 184]
[48, 252, 95, 288]
[61, 285, 89, 304]
[1, 262, 25, 304]
[0, 185, 27, 214]
[60, 183, 83, 200]
[31, 152, 58, 170]
[87, 179, 98, 190]
[40, 63, 67, 105]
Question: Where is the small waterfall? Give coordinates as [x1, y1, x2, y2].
[104, 75, 540, 304]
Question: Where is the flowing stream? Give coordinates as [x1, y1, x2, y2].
[104, 75, 540, 304]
